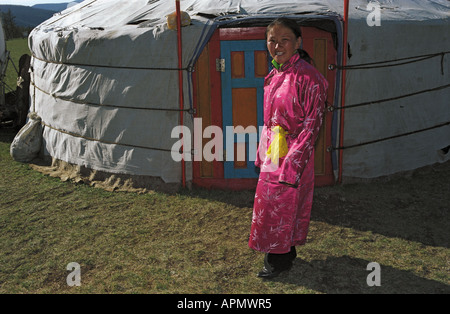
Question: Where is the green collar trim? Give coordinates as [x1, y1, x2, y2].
[272, 51, 298, 70]
[272, 59, 282, 70]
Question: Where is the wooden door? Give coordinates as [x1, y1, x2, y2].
[301, 27, 336, 186]
[220, 39, 269, 178]
[193, 26, 336, 189]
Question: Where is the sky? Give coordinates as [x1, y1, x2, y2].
[0, 0, 73, 6]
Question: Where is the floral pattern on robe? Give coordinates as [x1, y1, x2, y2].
[249, 53, 328, 254]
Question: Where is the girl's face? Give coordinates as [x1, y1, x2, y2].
[266, 24, 302, 65]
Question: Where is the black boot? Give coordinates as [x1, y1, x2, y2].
[257, 247, 296, 278]
[287, 246, 297, 261]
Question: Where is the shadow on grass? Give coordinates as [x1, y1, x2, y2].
[271, 255, 450, 294]
[188, 165, 450, 249]
[310, 163, 450, 249]
[0, 127, 17, 142]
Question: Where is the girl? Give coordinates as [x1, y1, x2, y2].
[249, 18, 329, 278]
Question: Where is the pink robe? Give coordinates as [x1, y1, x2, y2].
[249, 53, 328, 254]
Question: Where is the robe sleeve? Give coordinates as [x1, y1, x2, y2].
[278, 78, 328, 186]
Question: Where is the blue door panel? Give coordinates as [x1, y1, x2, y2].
[221, 40, 269, 179]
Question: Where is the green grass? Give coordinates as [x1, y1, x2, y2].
[1, 127, 449, 294]
[3, 38, 31, 92]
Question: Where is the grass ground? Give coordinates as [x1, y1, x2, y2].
[0, 39, 449, 294]
[2, 38, 31, 93]
[1, 126, 449, 294]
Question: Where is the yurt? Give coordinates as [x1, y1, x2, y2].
[26, 0, 450, 190]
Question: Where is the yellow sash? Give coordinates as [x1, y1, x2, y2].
[266, 126, 289, 164]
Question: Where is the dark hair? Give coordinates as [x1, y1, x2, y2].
[266, 17, 313, 65]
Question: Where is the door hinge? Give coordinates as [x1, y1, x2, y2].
[216, 58, 225, 72]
